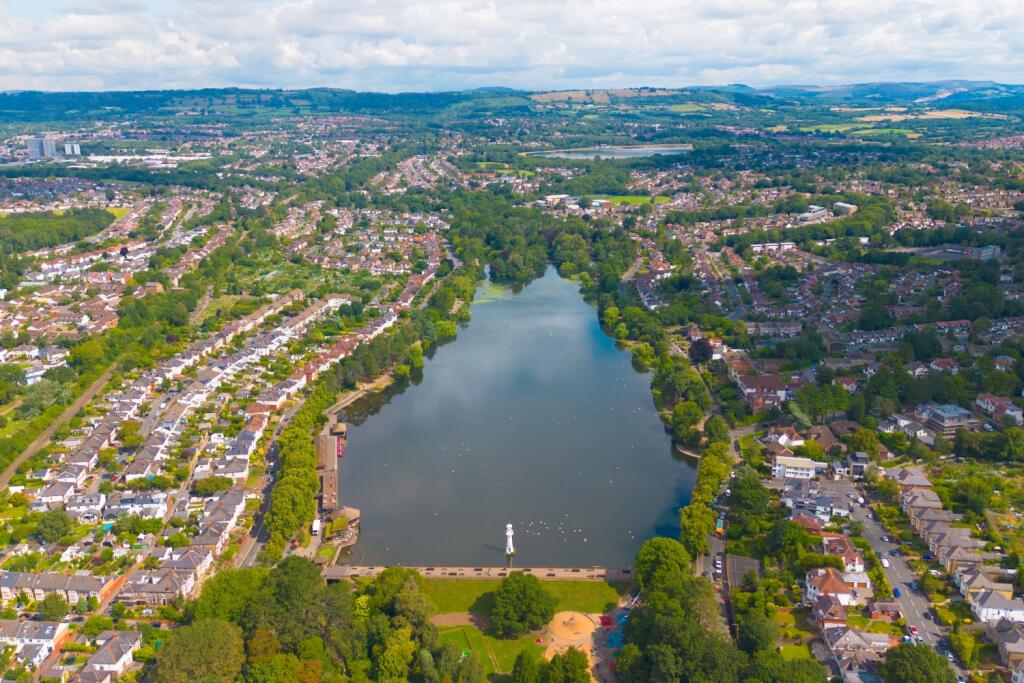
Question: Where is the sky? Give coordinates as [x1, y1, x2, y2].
[2, 0, 1024, 92]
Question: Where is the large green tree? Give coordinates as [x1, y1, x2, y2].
[490, 571, 557, 638]
[878, 643, 955, 683]
[153, 618, 245, 683]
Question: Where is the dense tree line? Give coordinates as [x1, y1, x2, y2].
[157, 558, 486, 683]
[614, 538, 828, 682]
[0, 207, 115, 254]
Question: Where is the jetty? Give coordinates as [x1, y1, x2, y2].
[315, 417, 360, 549]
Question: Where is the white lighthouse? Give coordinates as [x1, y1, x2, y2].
[504, 523, 515, 557]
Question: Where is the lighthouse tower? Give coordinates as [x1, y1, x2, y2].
[504, 523, 515, 559]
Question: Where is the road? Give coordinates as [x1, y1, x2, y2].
[0, 364, 115, 488]
[819, 479, 965, 676]
[236, 398, 305, 567]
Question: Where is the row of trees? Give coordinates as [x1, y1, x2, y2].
[156, 558, 486, 683]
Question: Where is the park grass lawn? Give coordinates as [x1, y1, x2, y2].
[438, 624, 544, 676]
[421, 577, 630, 615]
[779, 643, 813, 660]
[316, 545, 335, 560]
[588, 194, 669, 206]
[106, 207, 131, 218]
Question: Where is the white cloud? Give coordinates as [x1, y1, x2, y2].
[0, 0, 1022, 91]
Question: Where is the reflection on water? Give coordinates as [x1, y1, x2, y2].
[338, 267, 695, 566]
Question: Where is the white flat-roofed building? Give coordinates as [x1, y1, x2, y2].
[772, 455, 828, 480]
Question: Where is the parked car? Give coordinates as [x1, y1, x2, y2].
[893, 587, 902, 598]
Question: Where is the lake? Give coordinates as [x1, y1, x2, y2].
[525, 144, 693, 160]
[338, 267, 695, 566]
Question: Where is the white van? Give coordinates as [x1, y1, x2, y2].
[881, 558, 890, 568]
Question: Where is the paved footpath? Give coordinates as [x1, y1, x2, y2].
[325, 565, 634, 582]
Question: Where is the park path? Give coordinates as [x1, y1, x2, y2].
[0, 364, 115, 489]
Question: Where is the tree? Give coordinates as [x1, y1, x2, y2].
[634, 537, 691, 593]
[490, 572, 557, 638]
[35, 508, 72, 543]
[878, 643, 955, 683]
[38, 594, 69, 621]
[845, 428, 881, 459]
[541, 647, 590, 683]
[187, 566, 269, 625]
[512, 650, 541, 683]
[153, 619, 244, 683]
[704, 415, 729, 445]
[948, 630, 977, 667]
[192, 476, 234, 496]
[679, 503, 714, 558]
[689, 338, 713, 364]
[671, 401, 704, 443]
[737, 610, 777, 654]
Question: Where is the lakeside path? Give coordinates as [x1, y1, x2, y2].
[0, 364, 115, 489]
[325, 373, 394, 417]
[237, 371, 396, 567]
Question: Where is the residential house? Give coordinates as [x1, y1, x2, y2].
[976, 393, 1024, 426]
[822, 537, 865, 573]
[814, 595, 848, 631]
[806, 567, 856, 606]
[972, 590, 1024, 624]
[83, 631, 142, 679]
[989, 619, 1024, 669]
[0, 619, 69, 664]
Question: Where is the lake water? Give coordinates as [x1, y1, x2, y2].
[526, 144, 693, 160]
[338, 267, 694, 566]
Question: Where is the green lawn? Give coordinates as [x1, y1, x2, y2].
[588, 194, 670, 206]
[421, 577, 630, 615]
[779, 643, 813, 660]
[774, 608, 813, 640]
[438, 625, 544, 677]
[107, 207, 131, 218]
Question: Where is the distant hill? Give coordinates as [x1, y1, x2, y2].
[751, 80, 1024, 104]
[2, 80, 1024, 124]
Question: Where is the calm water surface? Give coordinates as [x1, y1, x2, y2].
[339, 267, 695, 566]
[526, 144, 692, 160]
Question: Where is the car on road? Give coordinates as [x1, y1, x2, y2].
[881, 535, 889, 543]
[890, 549, 901, 556]
[893, 587, 902, 598]
[881, 558, 890, 568]
[910, 581, 920, 591]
